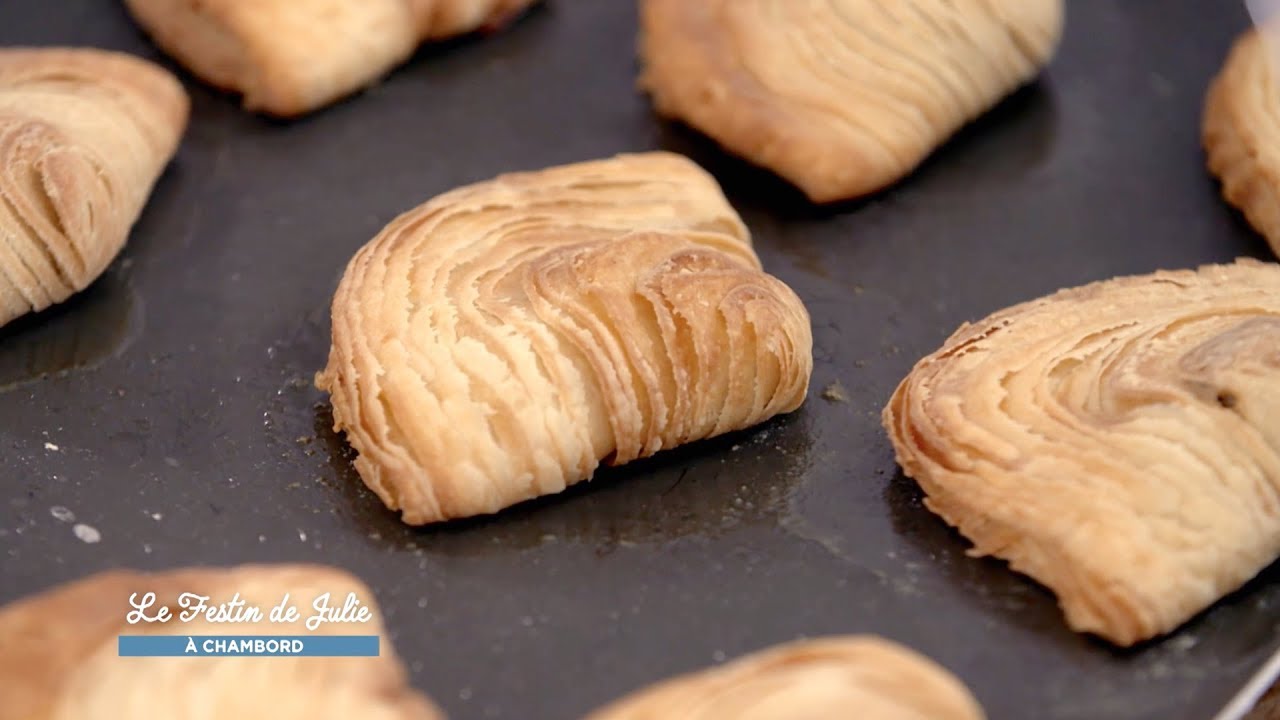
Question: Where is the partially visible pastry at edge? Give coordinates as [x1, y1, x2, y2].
[123, 0, 537, 117]
[1245, 681, 1280, 720]
[0, 48, 187, 329]
[884, 259, 1280, 646]
[584, 636, 985, 720]
[638, 0, 1064, 203]
[317, 152, 813, 525]
[1205, 27, 1280, 258]
[0, 565, 442, 720]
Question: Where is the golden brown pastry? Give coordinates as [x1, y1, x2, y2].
[123, 0, 536, 117]
[0, 48, 187, 329]
[317, 151, 813, 525]
[638, 0, 1064, 203]
[1205, 28, 1280, 258]
[584, 636, 985, 720]
[884, 259, 1280, 647]
[0, 565, 441, 720]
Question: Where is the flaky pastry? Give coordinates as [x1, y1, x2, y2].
[638, 0, 1064, 203]
[884, 259, 1280, 646]
[0, 48, 187, 329]
[0, 564, 441, 720]
[123, 0, 536, 117]
[584, 636, 985, 720]
[1205, 28, 1280, 258]
[317, 152, 813, 525]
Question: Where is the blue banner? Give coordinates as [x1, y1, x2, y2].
[117, 635, 380, 657]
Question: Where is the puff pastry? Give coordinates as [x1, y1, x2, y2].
[638, 0, 1064, 203]
[0, 48, 187, 329]
[1205, 28, 1280, 258]
[317, 152, 813, 525]
[0, 565, 441, 720]
[123, 0, 536, 117]
[584, 636, 985, 720]
[884, 259, 1280, 646]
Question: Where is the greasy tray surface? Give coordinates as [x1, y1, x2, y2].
[0, 2, 1276, 719]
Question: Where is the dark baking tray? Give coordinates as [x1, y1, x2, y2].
[1, 2, 1277, 718]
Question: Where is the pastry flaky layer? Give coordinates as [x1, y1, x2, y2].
[884, 259, 1280, 647]
[638, 0, 1064, 203]
[0, 565, 442, 720]
[0, 48, 187, 328]
[1205, 28, 1280, 259]
[123, 0, 536, 117]
[584, 636, 985, 720]
[318, 152, 813, 525]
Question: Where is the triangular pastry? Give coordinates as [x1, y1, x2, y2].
[884, 259, 1280, 646]
[639, 0, 1064, 203]
[0, 48, 187, 329]
[584, 636, 985, 720]
[0, 565, 442, 719]
[123, 0, 537, 117]
[1205, 28, 1280, 258]
[317, 152, 813, 525]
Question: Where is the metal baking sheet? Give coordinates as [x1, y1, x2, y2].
[1, 1, 1277, 718]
